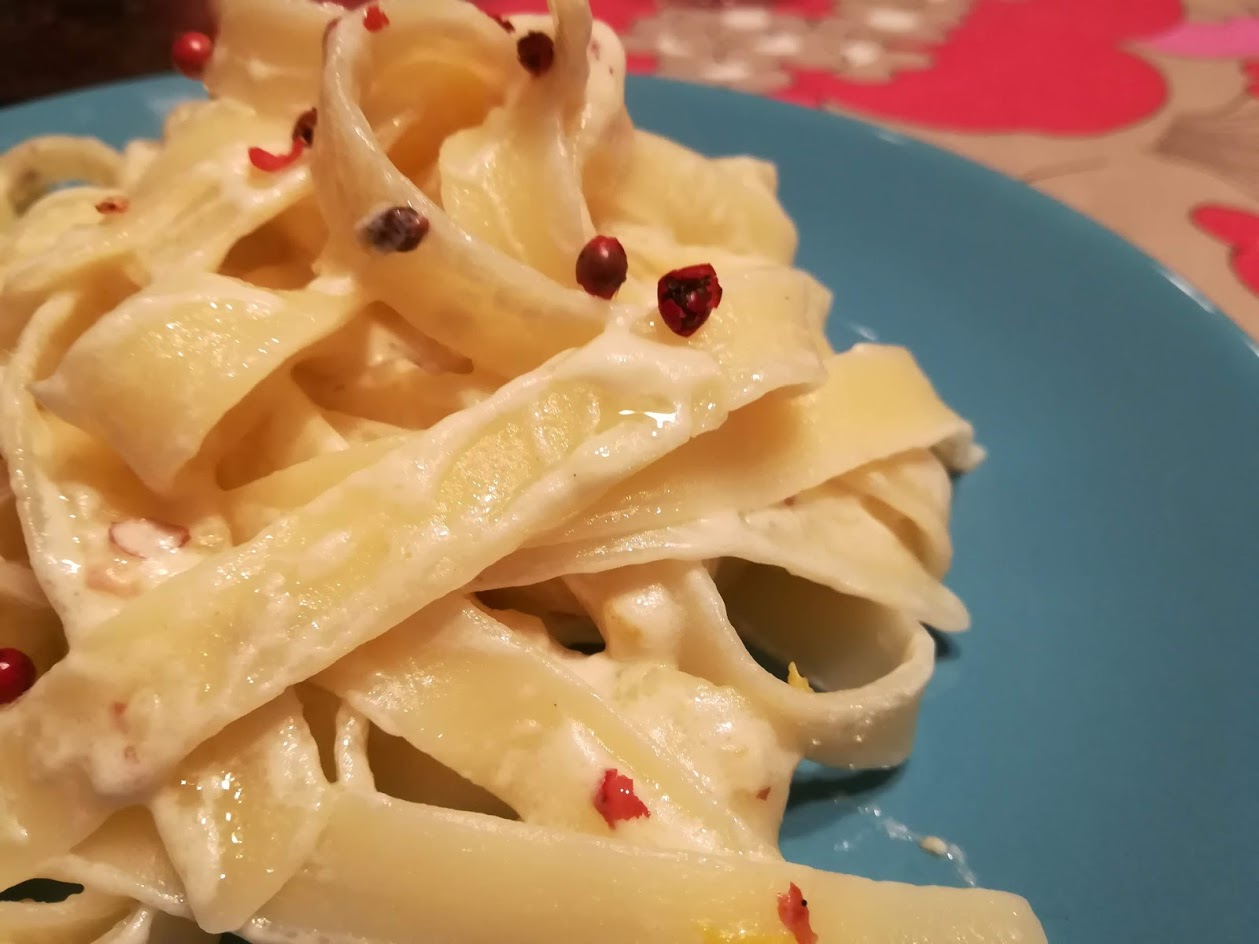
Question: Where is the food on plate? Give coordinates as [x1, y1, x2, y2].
[0, 1, 1044, 941]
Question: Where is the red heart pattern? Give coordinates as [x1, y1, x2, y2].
[1192, 205, 1259, 297]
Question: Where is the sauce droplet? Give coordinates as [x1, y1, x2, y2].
[109, 519, 190, 559]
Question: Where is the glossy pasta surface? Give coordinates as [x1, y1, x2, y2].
[0, 2, 1044, 942]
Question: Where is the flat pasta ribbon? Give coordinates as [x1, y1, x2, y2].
[0, 0, 1044, 941]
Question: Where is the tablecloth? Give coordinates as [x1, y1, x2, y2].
[479, 0, 1259, 340]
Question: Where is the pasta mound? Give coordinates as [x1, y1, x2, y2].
[0, 1, 1042, 942]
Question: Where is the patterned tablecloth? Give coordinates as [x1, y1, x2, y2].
[477, 0, 1259, 340]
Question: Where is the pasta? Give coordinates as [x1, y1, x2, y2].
[0, 0, 1045, 941]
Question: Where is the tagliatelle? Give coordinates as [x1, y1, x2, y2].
[0, 1, 1044, 942]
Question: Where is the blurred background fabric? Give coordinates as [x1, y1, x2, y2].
[0, 1, 211, 105]
[2, 0, 1258, 338]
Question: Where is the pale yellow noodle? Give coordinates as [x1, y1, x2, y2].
[0, 0, 1043, 941]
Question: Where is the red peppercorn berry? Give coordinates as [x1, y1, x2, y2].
[249, 141, 306, 173]
[517, 32, 555, 76]
[575, 235, 628, 299]
[363, 3, 390, 31]
[657, 263, 722, 337]
[777, 882, 818, 944]
[292, 108, 318, 147]
[95, 196, 130, 215]
[592, 768, 650, 828]
[359, 205, 430, 253]
[0, 648, 36, 705]
[171, 31, 214, 79]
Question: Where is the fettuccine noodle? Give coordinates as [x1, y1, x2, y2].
[0, 1, 1044, 942]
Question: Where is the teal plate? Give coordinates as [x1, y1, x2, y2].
[2, 75, 1258, 943]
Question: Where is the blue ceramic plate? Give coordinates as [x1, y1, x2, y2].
[2, 75, 1257, 944]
